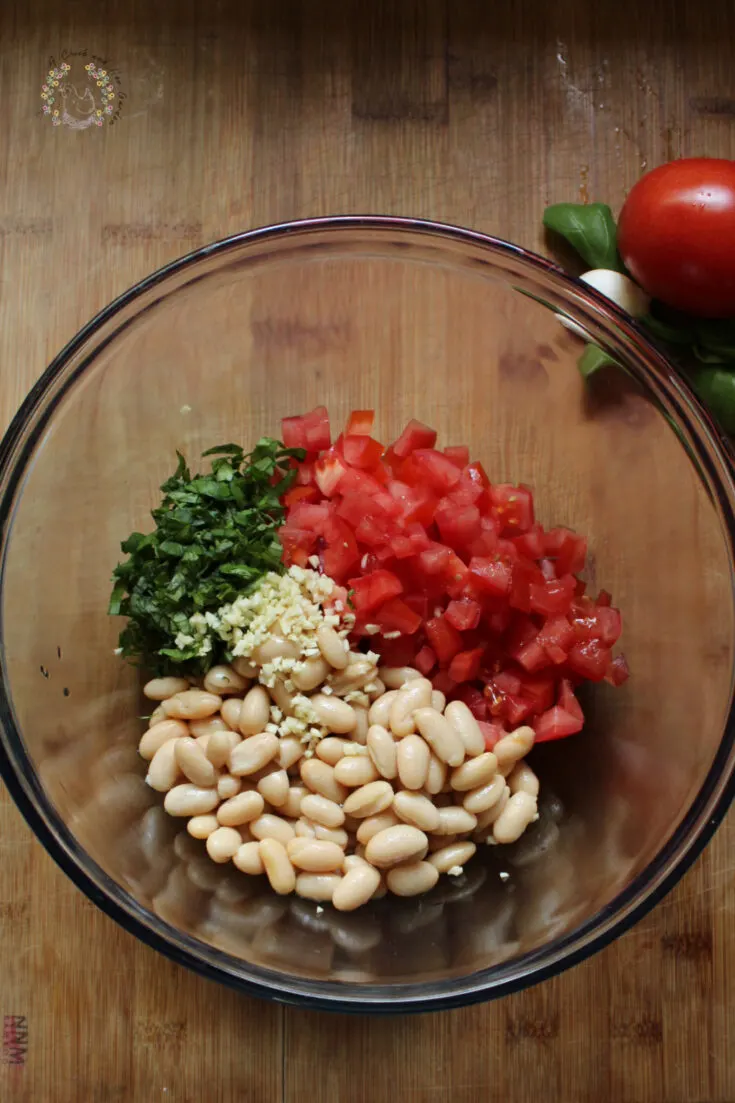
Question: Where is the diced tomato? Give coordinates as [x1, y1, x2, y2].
[594, 606, 623, 647]
[345, 409, 375, 436]
[502, 694, 535, 726]
[558, 678, 584, 722]
[512, 524, 545, 559]
[282, 406, 331, 452]
[605, 654, 630, 686]
[295, 460, 316, 487]
[448, 647, 484, 682]
[445, 598, 481, 631]
[375, 597, 422, 635]
[436, 500, 482, 549]
[414, 645, 437, 676]
[314, 448, 348, 497]
[425, 615, 463, 665]
[490, 485, 534, 534]
[454, 684, 488, 721]
[392, 419, 438, 459]
[534, 705, 584, 742]
[378, 634, 418, 667]
[537, 615, 576, 663]
[509, 560, 543, 613]
[567, 639, 612, 682]
[322, 517, 359, 582]
[411, 449, 462, 493]
[349, 569, 403, 614]
[514, 640, 551, 673]
[282, 485, 321, 508]
[432, 669, 458, 696]
[388, 480, 438, 526]
[596, 589, 613, 607]
[444, 445, 470, 467]
[479, 720, 505, 750]
[461, 461, 490, 490]
[342, 435, 384, 470]
[544, 528, 588, 575]
[287, 502, 332, 531]
[469, 557, 512, 597]
[529, 575, 576, 617]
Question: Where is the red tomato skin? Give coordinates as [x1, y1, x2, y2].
[618, 158, 735, 317]
[345, 410, 375, 436]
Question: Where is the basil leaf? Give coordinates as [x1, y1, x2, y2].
[692, 367, 735, 434]
[543, 203, 623, 272]
[577, 344, 622, 379]
[641, 314, 697, 346]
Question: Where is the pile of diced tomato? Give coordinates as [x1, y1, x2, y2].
[279, 407, 628, 746]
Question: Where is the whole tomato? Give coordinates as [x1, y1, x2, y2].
[617, 158, 735, 318]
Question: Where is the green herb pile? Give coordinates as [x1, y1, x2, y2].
[109, 438, 304, 677]
[543, 202, 735, 431]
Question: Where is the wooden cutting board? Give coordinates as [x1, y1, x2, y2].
[1, 1, 734, 1100]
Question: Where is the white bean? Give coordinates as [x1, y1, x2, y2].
[367, 724, 398, 780]
[217, 790, 265, 827]
[313, 825, 349, 847]
[162, 690, 222, 721]
[186, 813, 219, 840]
[428, 841, 477, 874]
[494, 726, 536, 773]
[493, 792, 538, 844]
[175, 737, 218, 788]
[364, 825, 429, 868]
[300, 759, 349, 804]
[317, 624, 349, 669]
[229, 733, 279, 777]
[147, 705, 166, 727]
[259, 838, 296, 894]
[220, 698, 243, 731]
[233, 841, 265, 876]
[203, 665, 248, 696]
[342, 780, 395, 819]
[444, 700, 485, 757]
[277, 736, 305, 771]
[386, 860, 439, 897]
[333, 755, 379, 788]
[474, 786, 510, 835]
[352, 706, 369, 745]
[368, 690, 399, 727]
[217, 774, 242, 800]
[355, 810, 400, 844]
[189, 716, 229, 739]
[206, 729, 241, 769]
[232, 656, 258, 679]
[315, 737, 347, 766]
[431, 690, 446, 713]
[250, 814, 295, 845]
[396, 734, 430, 790]
[332, 864, 381, 911]
[388, 679, 433, 737]
[379, 666, 422, 689]
[508, 761, 540, 797]
[300, 794, 345, 829]
[146, 738, 181, 792]
[282, 785, 307, 819]
[139, 719, 188, 760]
[163, 784, 219, 817]
[425, 753, 447, 795]
[296, 872, 342, 902]
[143, 676, 189, 701]
[310, 694, 357, 734]
[238, 685, 272, 736]
[257, 769, 290, 807]
[253, 634, 302, 664]
[392, 790, 440, 832]
[463, 773, 507, 815]
[288, 840, 344, 873]
[434, 805, 477, 835]
[206, 826, 242, 863]
[291, 655, 330, 692]
[414, 708, 465, 767]
[295, 819, 317, 838]
[451, 752, 498, 792]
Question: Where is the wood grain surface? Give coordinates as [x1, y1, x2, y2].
[1, 1, 734, 1100]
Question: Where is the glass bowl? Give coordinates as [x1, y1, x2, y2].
[1, 217, 734, 1014]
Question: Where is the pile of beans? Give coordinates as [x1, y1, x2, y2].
[141, 650, 540, 912]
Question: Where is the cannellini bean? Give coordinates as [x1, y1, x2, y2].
[386, 860, 439, 897]
[229, 733, 279, 777]
[473, 786, 510, 835]
[316, 737, 347, 766]
[146, 738, 181, 792]
[431, 690, 446, 713]
[379, 666, 422, 689]
[508, 761, 540, 797]
[296, 872, 342, 902]
[295, 819, 317, 838]
[203, 664, 248, 696]
[139, 719, 189, 760]
[288, 840, 344, 873]
[332, 863, 381, 911]
[425, 753, 447, 795]
[257, 769, 290, 807]
[253, 634, 302, 664]
[413, 708, 465, 767]
[365, 825, 429, 868]
[189, 716, 229, 738]
[333, 755, 379, 788]
[250, 814, 295, 845]
[393, 790, 441, 832]
[162, 690, 222, 721]
[206, 826, 242, 863]
[232, 656, 258, 679]
[310, 694, 357, 734]
[206, 729, 241, 769]
[144, 676, 189, 701]
[175, 737, 218, 788]
[220, 698, 243, 731]
[389, 678, 433, 737]
[493, 792, 538, 844]
[434, 805, 477, 835]
[148, 705, 166, 727]
[238, 685, 271, 736]
[259, 838, 296, 894]
[367, 724, 398, 780]
[463, 773, 507, 815]
[217, 773, 242, 800]
[269, 679, 295, 718]
[217, 790, 265, 826]
[300, 794, 345, 829]
[313, 824, 349, 846]
[282, 785, 307, 819]
[451, 752, 498, 792]
[352, 706, 369, 744]
[494, 726, 535, 773]
[444, 701, 485, 757]
[329, 659, 376, 696]
[427, 831, 457, 852]
[396, 734, 430, 790]
[317, 624, 349, 669]
[355, 810, 400, 844]
[164, 784, 219, 817]
[277, 736, 305, 771]
[368, 690, 399, 728]
[428, 841, 477, 874]
[367, 677, 386, 701]
[291, 655, 330, 693]
[195, 734, 211, 753]
[186, 813, 220, 839]
[233, 840, 265, 876]
[300, 759, 349, 804]
[342, 780, 395, 819]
